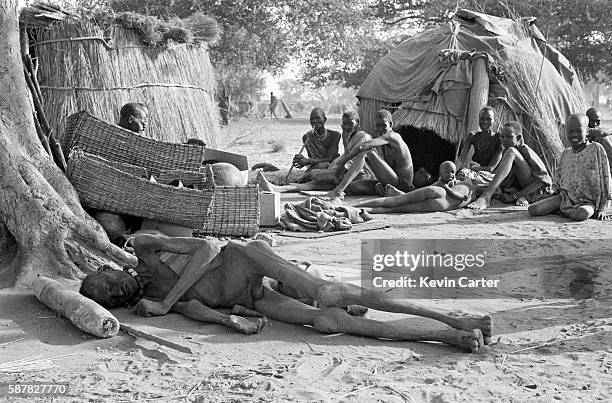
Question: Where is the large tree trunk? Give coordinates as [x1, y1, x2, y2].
[0, 0, 135, 286]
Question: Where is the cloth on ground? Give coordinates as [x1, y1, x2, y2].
[281, 197, 372, 232]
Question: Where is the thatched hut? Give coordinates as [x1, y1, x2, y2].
[357, 9, 585, 177]
[20, 3, 222, 147]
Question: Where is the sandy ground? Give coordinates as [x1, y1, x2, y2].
[0, 117, 611, 402]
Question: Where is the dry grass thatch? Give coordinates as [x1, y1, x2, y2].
[496, 29, 587, 176]
[33, 20, 221, 147]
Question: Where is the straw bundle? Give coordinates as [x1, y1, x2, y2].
[497, 39, 586, 176]
[183, 12, 220, 44]
[393, 97, 464, 144]
[33, 20, 221, 147]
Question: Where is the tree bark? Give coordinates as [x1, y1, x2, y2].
[0, 0, 135, 286]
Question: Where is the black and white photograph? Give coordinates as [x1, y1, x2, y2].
[0, 0, 610, 401]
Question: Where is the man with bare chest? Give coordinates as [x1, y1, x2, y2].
[80, 234, 493, 352]
[332, 109, 414, 196]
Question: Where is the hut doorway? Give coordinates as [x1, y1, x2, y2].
[396, 125, 456, 180]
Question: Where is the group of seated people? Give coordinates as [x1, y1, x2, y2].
[258, 106, 611, 221]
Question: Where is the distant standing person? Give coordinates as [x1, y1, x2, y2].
[118, 102, 148, 135]
[292, 107, 341, 182]
[269, 92, 279, 119]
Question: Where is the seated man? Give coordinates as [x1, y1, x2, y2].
[329, 109, 414, 196]
[118, 102, 148, 135]
[456, 106, 503, 172]
[257, 110, 373, 196]
[80, 234, 493, 352]
[528, 114, 611, 221]
[586, 107, 612, 170]
[468, 121, 552, 209]
[292, 107, 341, 182]
[354, 161, 475, 213]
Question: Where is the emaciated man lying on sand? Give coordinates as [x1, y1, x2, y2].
[80, 234, 493, 352]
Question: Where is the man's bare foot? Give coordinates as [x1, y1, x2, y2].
[228, 315, 264, 335]
[385, 184, 405, 197]
[515, 196, 529, 207]
[467, 197, 490, 210]
[257, 171, 275, 192]
[374, 182, 387, 196]
[446, 310, 493, 344]
[445, 329, 485, 352]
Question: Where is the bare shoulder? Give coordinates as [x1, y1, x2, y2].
[385, 131, 405, 144]
[355, 130, 373, 142]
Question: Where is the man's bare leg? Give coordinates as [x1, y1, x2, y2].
[468, 148, 532, 210]
[323, 154, 368, 199]
[528, 194, 561, 217]
[241, 241, 493, 343]
[254, 288, 485, 352]
[365, 149, 400, 186]
[355, 186, 446, 208]
[257, 171, 332, 193]
[172, 300, 263, 334]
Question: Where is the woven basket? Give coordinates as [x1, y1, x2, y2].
[67, 150, 260, 236]
[62, 111, 205, 176]
[197, 185, 261, 237]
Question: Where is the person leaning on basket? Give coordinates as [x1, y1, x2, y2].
[118, 102, 148, 135]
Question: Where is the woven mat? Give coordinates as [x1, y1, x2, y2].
[278, 220, 389, 239]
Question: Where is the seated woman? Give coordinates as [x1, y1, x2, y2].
[456, 106, 503, 172]
[258, 110, 373, 196]
[292, 107, 341, 182]
[468, 121, 552, 209]
[528, 114, 611, 221]
[354, 161, 475, 213]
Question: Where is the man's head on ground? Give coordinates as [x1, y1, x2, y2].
[586, 107, 602, 128]
[309, 107, 327, 130]
[438, 161, 457, 183]
[374, 109, 393, 136]
[80, 265, 138, 308]
[566, 113, 588, 149]
[341, 110, 360, 134]
[478, 106, 496, 132]
[500, 121, 523, 148]
[118, 103, 148, 134]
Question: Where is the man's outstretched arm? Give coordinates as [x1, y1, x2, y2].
[133, 235, 220, 316]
